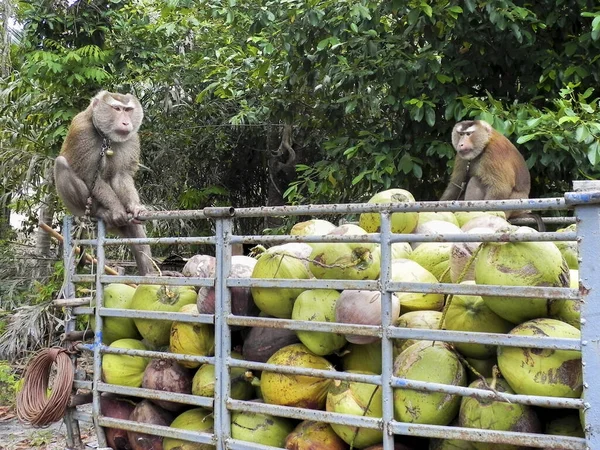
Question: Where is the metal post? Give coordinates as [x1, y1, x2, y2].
[379, 212, 396, 449]
[213, 215, 234, 448]
[570, 181, 600, 450]
[62, 217, 84, 450]
[92, 220, 108, 448]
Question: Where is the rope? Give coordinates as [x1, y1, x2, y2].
[16, 347, 74, 427]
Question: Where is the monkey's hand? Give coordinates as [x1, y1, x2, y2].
[98, 205, 130, 229]
[127, 203, 147, 224]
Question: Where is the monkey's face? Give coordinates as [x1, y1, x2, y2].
[92, 93, 143, 143]
[452, 121, 490, 161]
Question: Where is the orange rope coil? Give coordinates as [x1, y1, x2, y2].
[16, 347, 74, 427]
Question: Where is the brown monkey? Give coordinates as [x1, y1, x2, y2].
[54, 90, 153, 275]
[440, 120, 544, 229]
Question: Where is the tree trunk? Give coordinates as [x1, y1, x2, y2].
[33, 165, 55, 280]
[266, 123, 296, 229]
[0, 0, 12, 77]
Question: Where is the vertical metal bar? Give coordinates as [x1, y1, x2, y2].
[62, 217, 84, 450]
[379, 211, 395, 449]
[92, 220, 108, 448]
[573, 185, 600, 450]
[213, 217, 233, 449]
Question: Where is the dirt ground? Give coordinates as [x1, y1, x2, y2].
[0, 406, 97, 450]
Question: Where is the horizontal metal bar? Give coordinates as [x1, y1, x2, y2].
[391, 376, 583, 409]
[99, 307, 214, 324]
[388, 327, 582, 350]
[98, 382, 214, 409]
[102, 236, 216, 246]
[391, 422, 585, 449]
[72, 274, 96, 283]
[98, 416, 216, 445]
[511, 216, 576, 225]
[71, 410, 94, 424]
[72, 306, 94, 315]
[52, 297, 93, 307]
[77, 344, 215, 366]
[228, 399, 382, 429]
[98, 274, 214, 287]
[565, 190, 600, 206]
[227, 277, 378, 290]
[73, 380, 92, 390]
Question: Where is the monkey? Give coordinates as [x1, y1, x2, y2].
[54, 90, 154, 275]
[440, 120, 545, 230]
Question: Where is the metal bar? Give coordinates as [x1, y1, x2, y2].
[98, 274, 214, 287]
[213, 216, 233, 450]
[379, 212, 395, 450]
[98, 307, 214, 324]
[61, 217, 84, 450]
[98, 382, 214, 409]
[98, 417, 216, 445]
[77, 343, 215, 366]
[573, 183, 600, 450]
[92, 219, 107, 448]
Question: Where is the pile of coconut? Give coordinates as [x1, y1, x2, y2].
[97, 188, 582, 450]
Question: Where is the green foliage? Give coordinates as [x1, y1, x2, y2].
[0, 361, 18, 407]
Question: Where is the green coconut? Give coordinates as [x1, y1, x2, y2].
[102, 338, 150, 387]
[443, 283, 513, 359]
[92, 283, 140, 345]
[261, 343, 333, 409]
[326, 370, 383, 448]
[393, 341, 466, 425]
[545, 410, 585, 439]
[291, 289, 346, 355]
[359, 188, 419, 234]
[285, 420, 348, 450]
[413, 220, 463, 249]
[458, 378, 541, 450]
[497, 318, 582, 398]
[169, 303, 215, 369]
[290, 219, 337, 236]
[391, 259, 444, 312]
[309, 224, 381, 280]
[251, 246, 313, 318]
[393, 310, 442, 357]
[391, 242, 413, 260]
[342, 341, 383, 374]
[409, 243, 453, 283]
[465, 357, 497, 383]
[163, 408, 215, 450]
[555, 224, 578, 270]
[231, 411, 294, 447]
[131, 284, 197, 347]
[418, 211, 460, 227]
[191, 352, 254, 400]
[549, 269, 581, 329]
[474, 227, 570, 323]
[454, 211, 506, 228]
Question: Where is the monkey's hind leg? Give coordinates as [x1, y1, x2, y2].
[118, 223, 154, 276]
[54, 156, 91, 216]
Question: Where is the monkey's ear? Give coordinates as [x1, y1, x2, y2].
[479, 120, 493, 132]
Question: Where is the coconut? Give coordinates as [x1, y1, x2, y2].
[545, 410, 585, 441]
[197, 255, 259, 324]
[169, 304, 215, 369]
[393, 341, 466, 425]
[409, 242, 452, 283]
[191, 352, 254, 401]
[391, 259, 444, 312]
[163, 408, 214, 450]
[93, 283, 140, 345]
[497, 318, 582, 398]
[342, 341, 382, 374]
[141, 359, 193, 412]
[391, 242, 413, 260]
[290, 219, 337, 236]
[127, 399, 173, 450]
[549, 269, 581, 329]
[182, 254, 216, 278]
[458, 378, 541, 450]
[460, 214, 510, 232]
[285, 420, 348, 450]
[393, 310, 442, 356]
[412, 220, 462, 249]
[443, 283, 513, 359]
[260, 343, 333, 409]
[251, 245, 313, 318]
[326, 371, 383, 448]
[335, 289, 400, 344]
[418, 211, 460, 227]
[465, 357, 497, 383]
[474, 227, 570, 323]
[359, 188, 419, 234]
[454, 211, 506, 228]
[242, 319, 301, 363]
[309, 224, 381, 280]
[131, 284, 197, 347]
[231, 411, 295, 447]
[291, 289, 346, 355]
[102, 338, 151, 387]
[100, 394, 137, 450]
[449, 227, 503, 283]
[555, 224, 578, 270]
[429, 436, 476, 449]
